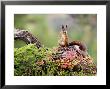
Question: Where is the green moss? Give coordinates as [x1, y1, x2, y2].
[14, 44, 96, 76]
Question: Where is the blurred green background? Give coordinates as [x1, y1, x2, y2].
[14, 14, 97, 64]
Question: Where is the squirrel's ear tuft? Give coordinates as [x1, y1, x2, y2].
[66, 25, 67, 28]
[62, 25, 64, 29]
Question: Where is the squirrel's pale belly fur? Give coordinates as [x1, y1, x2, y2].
[60, 34, 68, 46]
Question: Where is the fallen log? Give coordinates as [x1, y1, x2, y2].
[14, 29, 42, 48]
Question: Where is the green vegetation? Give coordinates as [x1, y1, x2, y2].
[14, 44, 50, 76]
[14, 44, 96, 76]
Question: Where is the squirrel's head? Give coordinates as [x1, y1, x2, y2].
[61, 25, 67, 35]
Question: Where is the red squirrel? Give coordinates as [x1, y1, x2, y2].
[58, 25, 68, 47]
